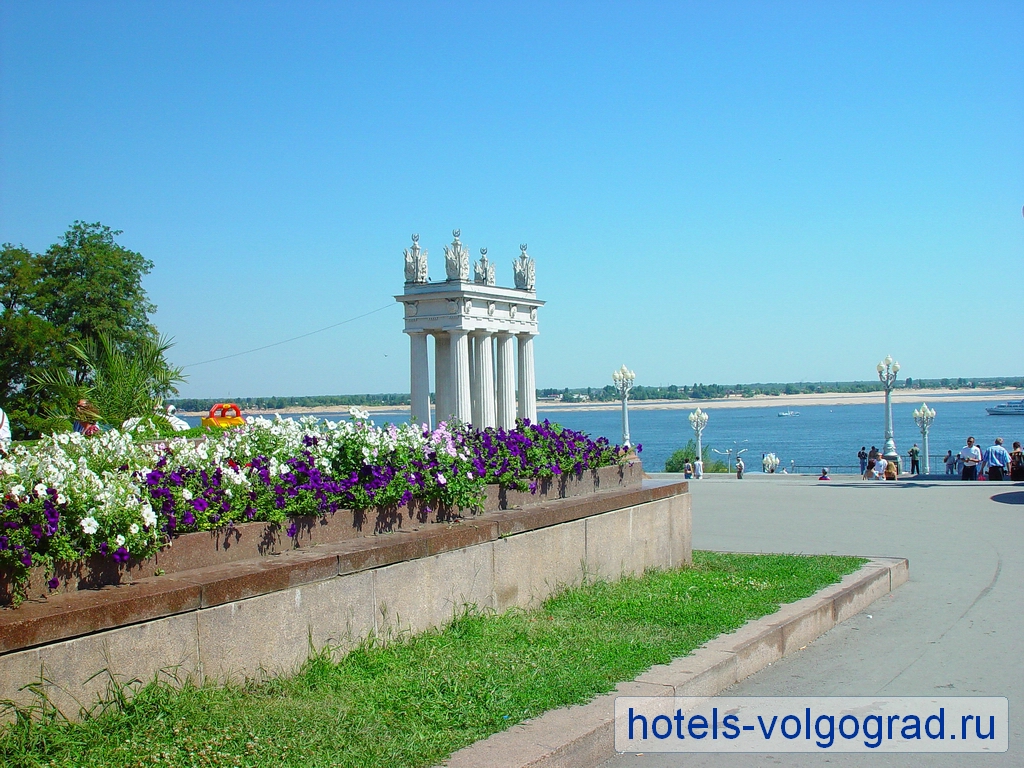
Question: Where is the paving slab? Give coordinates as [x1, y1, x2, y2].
[598, 474, 1024, 768]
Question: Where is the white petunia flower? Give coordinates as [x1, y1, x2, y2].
[115, 534, 126, 547]
[34, 483, 48, 498]
[140, 503, 157, 528]
[10, 484, 25, 498]
[182, 488, 193, 500]
[129, 524, 139, 535]
[80, 516, 99, 535]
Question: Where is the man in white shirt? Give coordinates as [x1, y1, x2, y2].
[694, 458, 703, 479]
[0, 407, 10, 454]
[960, 436, 982, 481]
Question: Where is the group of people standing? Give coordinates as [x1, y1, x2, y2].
[943, 437, 1023, 482]
[857, 439, 1024, 482]
[858, 446, 898, 480]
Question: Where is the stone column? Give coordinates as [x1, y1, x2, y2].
[476, 333, 496, 429]
[449, 329, 472, 424]
[433, 332, 450, 422]
[496, 332, 517, 429]
[408, 331, 431, 429]
[470, 334, 482, 427]
[517, 333, 537, 423]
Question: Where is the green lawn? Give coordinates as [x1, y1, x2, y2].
[1, 551, 865, 768]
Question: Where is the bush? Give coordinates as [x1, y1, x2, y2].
[665, 440, 729, 473]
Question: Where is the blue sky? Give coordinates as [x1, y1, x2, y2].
[2, 1, 1021, 398]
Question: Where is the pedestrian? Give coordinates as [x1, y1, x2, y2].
[819, 467, 831, 481]
[858, 446, 868, 475]
[0, 405, 10, 454]
[1010, 441, 1024, 482]
[736, 456, 745, 479]
[959, 436, 982, 481]
[868, 446, 879, 462]
[943, 450, 955, 475]
[908, 444, 921, 475]
[982, 438, 1012, 482]
[683, 459, 693, 480]
[694, 457, 703, 479]
[875, 455, 888, 480]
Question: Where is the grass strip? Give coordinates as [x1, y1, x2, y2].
[1, 551, 865, 768]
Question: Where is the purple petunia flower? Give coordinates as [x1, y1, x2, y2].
[47, 576, 60, 590]
[191, 498, 209, 513]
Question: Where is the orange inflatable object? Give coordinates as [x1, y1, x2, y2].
[201, 402, 245, 428]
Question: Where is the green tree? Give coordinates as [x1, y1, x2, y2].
[32, 333, 185, 430]
[0, 222, 162, 438]
[36, 222, 157, 384]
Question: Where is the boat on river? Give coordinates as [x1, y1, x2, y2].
[986, 399, 1024, 416]
[777, 410, 800, 417]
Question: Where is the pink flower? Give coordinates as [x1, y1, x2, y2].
[436, 473, 446, 486]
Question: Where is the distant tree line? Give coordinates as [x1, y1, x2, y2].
[173, 376, 1023, 413]
[539, 376, 1023, 403]
[169, 393, 411, 412]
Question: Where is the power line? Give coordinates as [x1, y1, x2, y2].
[182, 303, 396, 368]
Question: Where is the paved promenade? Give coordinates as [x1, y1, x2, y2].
[601, 474, 1023, 768]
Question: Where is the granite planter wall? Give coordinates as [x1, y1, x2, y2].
[4, 461, 643, 604]
[0, 470, 688, 719]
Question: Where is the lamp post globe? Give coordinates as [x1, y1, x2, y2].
[912, 403, 936, 474]
[613, 365, 635, 449]
[877, 355, 901, 469]
[688, 407, 709, 473]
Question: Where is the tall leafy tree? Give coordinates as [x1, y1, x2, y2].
[0, 222, 164, 438]
[36, 221, 157, 384]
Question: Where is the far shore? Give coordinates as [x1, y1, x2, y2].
[176, 387, 1020, 418]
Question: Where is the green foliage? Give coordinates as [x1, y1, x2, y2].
[665, 440, 729, 473]
[1, 223, 161, 439]
[31, 333, 186, 429]
[0, 552, 865, 767]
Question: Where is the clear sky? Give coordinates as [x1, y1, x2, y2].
[2, 1, 1021, 398]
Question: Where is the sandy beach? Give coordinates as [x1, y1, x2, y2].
[177, 388, 1020, 417]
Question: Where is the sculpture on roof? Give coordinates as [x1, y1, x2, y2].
[444, 229, 471, 281]
[474, 248, 496, 286]
[512, 243, 535, 291]
[403, 234, 428, 283]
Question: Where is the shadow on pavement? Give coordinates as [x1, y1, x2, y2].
[991, 491, 1024, 505]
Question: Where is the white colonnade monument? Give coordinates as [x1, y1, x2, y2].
[396, 230, 543, 430]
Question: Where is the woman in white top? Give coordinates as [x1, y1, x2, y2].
[0, 407, 11, 453]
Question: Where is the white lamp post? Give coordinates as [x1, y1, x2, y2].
[877, 355, 901, 469]
[688, 407, 708, 474]
[612, 364, 635, 449]
[912, 403, 936, 475]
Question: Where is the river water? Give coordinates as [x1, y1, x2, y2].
[181, 393, 1023, 474]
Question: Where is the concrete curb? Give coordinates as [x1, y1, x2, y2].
[442, 556, 909, 768]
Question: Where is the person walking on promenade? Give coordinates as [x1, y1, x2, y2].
[683, 460, 693, 480]
[736, 456, 745, 479]
[943, 450, 955, 475]
[1010, 441, 1024, 482]
[694, 457, 703, 480]
[858, 447, 868, 475]
[982, 438, 1012, 482]
[909, 444, 921, 475]
[959, 437, 982, 481]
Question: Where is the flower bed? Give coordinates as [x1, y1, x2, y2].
[1, 415, 634, 605]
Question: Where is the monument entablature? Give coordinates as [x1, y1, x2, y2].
[395, 231, 544, 430]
